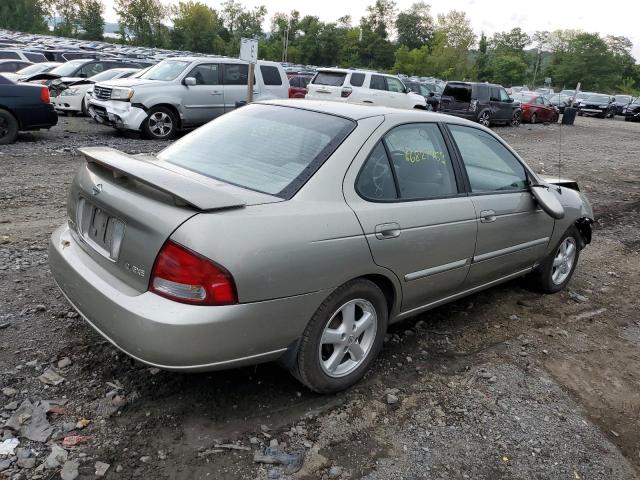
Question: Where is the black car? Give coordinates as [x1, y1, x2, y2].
[612, 95, 633, 116]
[28, 58, 152, 87]
[623, 97, 640, 122]
[404, 81, 440, 111]
[548, 93, 570, 114]
[576, 94, 616, 118]
[439, 81, 521, 126]
[0, 75, 57, 144]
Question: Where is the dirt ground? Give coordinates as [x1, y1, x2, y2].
[0, 113, 639, 480]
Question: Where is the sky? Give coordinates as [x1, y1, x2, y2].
[102, 0, 640, 61]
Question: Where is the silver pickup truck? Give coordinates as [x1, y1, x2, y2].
[87, 57, 289, 139]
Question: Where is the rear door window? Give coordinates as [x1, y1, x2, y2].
[489, 86, 500, 102]
[223, 64, 248, 85]
[449, 125, 528, 193]
[260, 65, 282, 85]
[24, 52, 45, 62]
[476, 85, 490, 102]
[312, 71, 346, 87]
[0, 51, 20, 60]
[356, 142, 397, 200]
[370, 75, 386, 91]
[350, 72, 365, 87]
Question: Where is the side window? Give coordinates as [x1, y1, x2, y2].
[386, 77, 405, 93]
[385, 124, 458, 200]
[223, 63, 248, 85]
[79, 62, 104, 77]
[449, 125, 528, 193]
[535, 96, 544, 105]
[356, 142, 397, 200]
[542, 97, 551, 106]
[499, 88, 510, 102]
[370, 75, 386, 91]
[187, 63, 220, 85]
[476, 85, 490, 102]
[0, 63, 14, 72]
[350, 72, 365, 87]
[260, 65, 282, 85]
[0, 52, 20, 59]
[490, 86, 500, 102]
[25, 52, 44, 62]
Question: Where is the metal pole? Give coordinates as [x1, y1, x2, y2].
[247, 62, 255, 103]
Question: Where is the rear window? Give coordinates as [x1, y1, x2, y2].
[260, 65, 282, 85]
[0, 51, 20, 60]
[443, 83, 471, 102]
[350, 73, 365, 87]
[313, 71, 346, 87]
[158, 104, 355, 199]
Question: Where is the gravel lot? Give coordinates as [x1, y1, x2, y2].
[0, 114, 639, 480]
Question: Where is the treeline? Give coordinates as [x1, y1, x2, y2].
[2, 0, 640, 93]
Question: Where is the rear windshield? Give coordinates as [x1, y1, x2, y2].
[313, 71, 346, 87]
[158, 104, 355, 199]
[443, 83, 471, 102]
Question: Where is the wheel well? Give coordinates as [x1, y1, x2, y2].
[0, 106, 20, 129]
[151, 103, 181, 129]
[360, 274, 397, 316]
[413, 104, 427, 110]
[575, 217, 593, 249]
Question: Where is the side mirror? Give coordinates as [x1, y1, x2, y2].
[531, 185, 565, 219]
[428, 91, 435, 97]
[507, 97, 514, 103]
[78, 73, 87, 78]
[405, 87, 411, 94]
[184, 77, 196, 86]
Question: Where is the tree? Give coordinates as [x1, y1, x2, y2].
[53, 0, 79, 37]
[491, 27, 530, 58]
[475, 32, 491, 81]
[171, 1, 224, 53]
[115, 0, 168, 47]
[492, 54, 528, 86]
[0, 0, 48, 33]
[363, 0, 396, 39]
[396, 1, 434, 50]
[78, 0, 105, 40]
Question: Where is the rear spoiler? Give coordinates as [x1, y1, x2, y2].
[79, 147, 246, 211]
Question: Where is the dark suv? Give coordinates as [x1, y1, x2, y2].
[439, 82, 521, 126]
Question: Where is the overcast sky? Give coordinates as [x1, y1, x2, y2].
[102, 0, 640, 60]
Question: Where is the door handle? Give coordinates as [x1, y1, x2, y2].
[362, 100, 374, 104]
[480, 210, 497, 223]
[375, 223, 401, 239]
[210, 91, 222, 95]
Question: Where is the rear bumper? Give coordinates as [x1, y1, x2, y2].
[49, 224, 326, 371]
[87, 98, 147, 131]
[52, 94, 82, 112]
[15, 104, 58, 130]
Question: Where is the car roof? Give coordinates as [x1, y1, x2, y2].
[259, 99, 484, 127]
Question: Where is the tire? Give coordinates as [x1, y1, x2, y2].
[290, 279, 388, 393]
[510, 110, 521, 127]
[0, 109, 19, 145]
[530, 112, 537, 124]
[142, 106, 177, 140]
[528, 227, 581, 294]
[477, 110, 491, 127]
[81, 98, 87, 116]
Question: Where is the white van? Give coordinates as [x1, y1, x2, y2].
[306, 68, 427, 110]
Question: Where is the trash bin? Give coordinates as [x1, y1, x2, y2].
[562, 107, 577, 125]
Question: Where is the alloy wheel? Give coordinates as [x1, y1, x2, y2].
[318, 299, 377, 378]
[511, 111, 521, 127]
[551, 237, 577, 285]
[531, 113, 537, 124]
[0, 117, 8, 138]
[148, 112, 173, 137]
[479, 112, 490, 127]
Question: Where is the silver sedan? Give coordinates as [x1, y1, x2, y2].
[49, 100, 594, 393]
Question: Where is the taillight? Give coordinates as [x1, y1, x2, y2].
[288, 87, 295, 98]
[40, 87, 50, 103]
[341, 86, 352, 98]
[149, 241, 237, 306]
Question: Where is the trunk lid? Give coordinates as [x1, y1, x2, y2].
[68, 147, 279, 292]
[306, 71, 348, 101]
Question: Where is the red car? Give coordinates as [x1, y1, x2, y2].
[512, 92, 559, 124]
[287, 73, 313, 99]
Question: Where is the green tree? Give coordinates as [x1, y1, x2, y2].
[115, 0, 168, 46]
[78, 0, 105, 40]
[475, 32, 491, 81]
[395, 1, 434, 50]
[53, 0, 79, 37]
[171, 1, 224, 53]
[358, 0, 397, 69]
[492, 54, 528, 86]
[0, 0, 48, 33]
[491, 27, 530, 57]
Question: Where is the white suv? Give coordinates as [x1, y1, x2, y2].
[305, 68, 427, 110]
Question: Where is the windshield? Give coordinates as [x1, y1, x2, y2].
[513, 93, 536, 103]
[615, 95, 631, 103]
[158, 104, 355, 198]
[49, 60, 87, 76]
[585, 94, 610, 103]
[140, 60, 189, 81]
[89, 69, 124, 82]
[17, 63, 51, 75]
